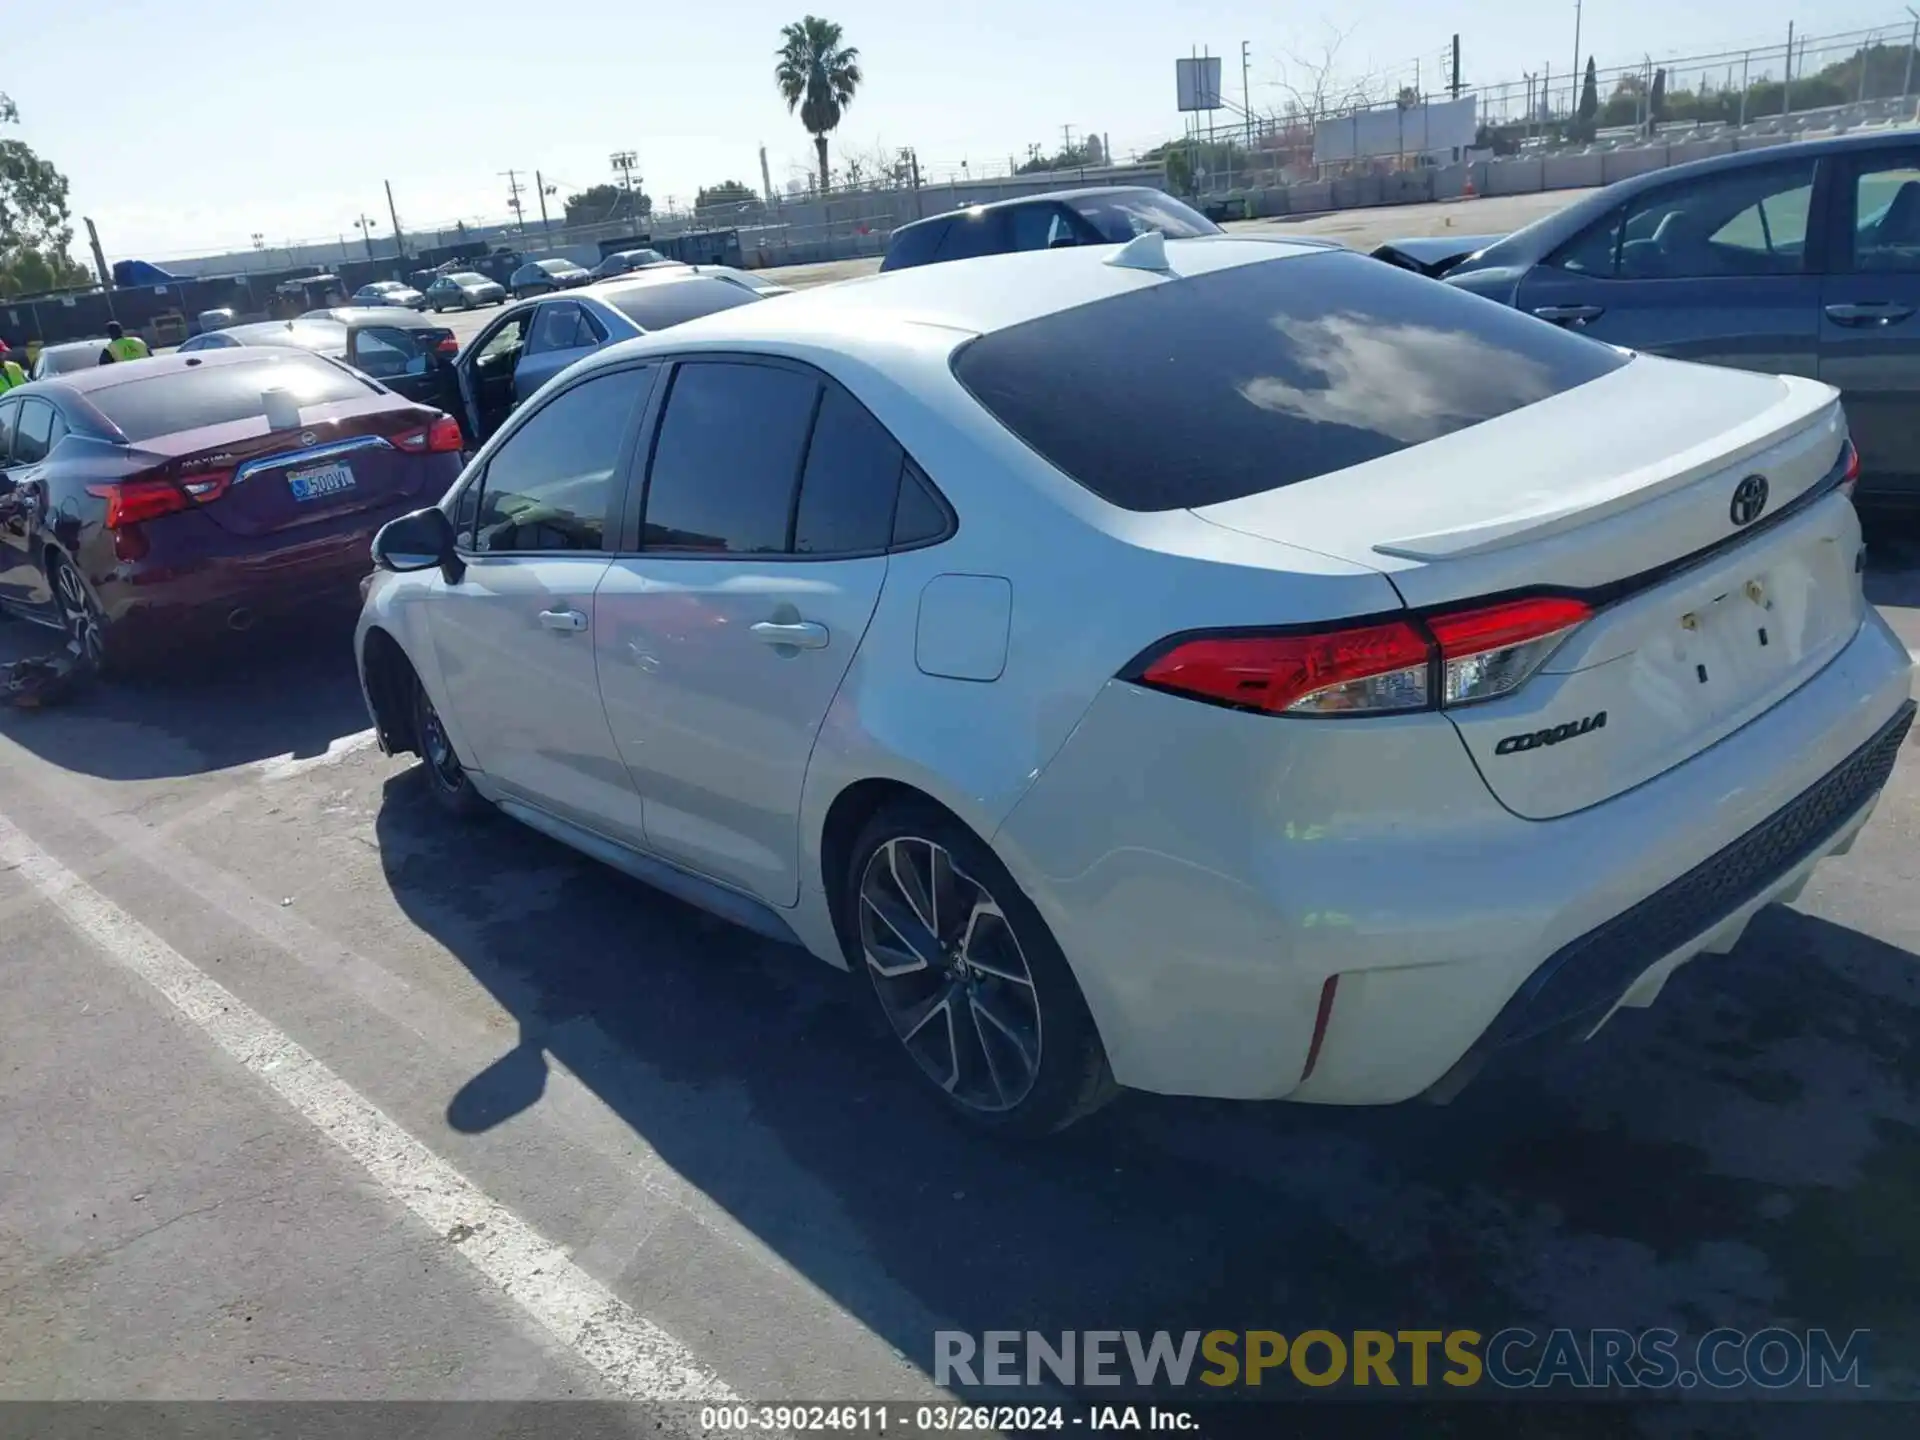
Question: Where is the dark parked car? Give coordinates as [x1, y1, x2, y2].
[455, 270, 765, 444]
[509, 257, 592, 298]
[0, 350, 463, 667]
[879, 186, 1223, 271]
[1400, 132, 1920, 503]
[183, 309, 463, 419]
[588, 248, 680, 280]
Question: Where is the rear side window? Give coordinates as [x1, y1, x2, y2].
[882, 219, 950, 271]
[1068, 189, 1222, 242]
[793, 385, 904, 554]
[934, 211, 1009, 262]
[643, 361, 818, 553]
[11, 399, 55, 464]
[953, 249, 1629, 511]
[603, 278, 760, 332]
[85, 356, 373, 441]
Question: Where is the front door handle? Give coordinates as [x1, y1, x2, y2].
[1531, 303, 1606, 326]
[1824, 301, 1916, 327]
[538, 608, 588, 632]
[750, 619, 830, 650]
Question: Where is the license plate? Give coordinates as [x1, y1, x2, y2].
[287, 461, 356, 501]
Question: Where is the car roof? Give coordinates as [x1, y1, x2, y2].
[39, 339, 107, 354]
[583, 235, 1329, 356]
[893, 185, 1167, 233]
[307, 307, 444, 328]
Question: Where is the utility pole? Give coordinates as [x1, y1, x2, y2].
[1863, 32, 1875, 103]
[1241, 40, 1252, 152]
[1740, 51, 1751, 124]
[354, 213, 378, 261]
[759, 145, 775, 206]
[384, 180, 406, 261]
[1450, 34, 1462, 99]
[1905, 9, 1918, 100]
[610, 150, 640, 224]
[500, 169, 526, 230]
[83, 217, 111, 290]
[534, 170, 554, 239]
[1784, 22, 1794, 115]
[1571, 0, 1582, 119]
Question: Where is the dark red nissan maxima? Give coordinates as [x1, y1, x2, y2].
[0, 347, 464, 669]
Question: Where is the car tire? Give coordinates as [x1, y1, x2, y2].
[843, 800, 1118, 1137]
[412, 675, 489, 820]
[48, 552, 112, 677]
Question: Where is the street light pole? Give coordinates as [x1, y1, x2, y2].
[1571, 0, 1583, 118]
[1905, 9, 1918, 101]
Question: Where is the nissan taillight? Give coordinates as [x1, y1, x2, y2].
[1838, 438, 1861, 499]
[87, 478, 195, 528]
[1131, 596, 1592, 718]
[394, 415, 464, 453]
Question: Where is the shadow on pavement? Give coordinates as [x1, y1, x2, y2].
[372, 766, 1920, 1421]
[0, 613, 369, 781]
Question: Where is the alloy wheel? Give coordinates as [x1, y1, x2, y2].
[417, 688, 465, 793]
[52, 559, 105, 668]
[858, 836, 1043, 1113]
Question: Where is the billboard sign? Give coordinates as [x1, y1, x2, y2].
[1313, 96, 1479, 163]
[1176, 56, 1224, 112]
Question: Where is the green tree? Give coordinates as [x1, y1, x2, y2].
[695, 179, 764, 216]
[1, 90, 86, 297]
[1576, 57, 1599, 140]
[564, 181, 650, 226]
[775, 16, 862, 193]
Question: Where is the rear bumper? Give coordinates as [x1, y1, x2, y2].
[992, 607, 1915, 1103]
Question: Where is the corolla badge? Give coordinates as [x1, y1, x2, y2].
[1730, 474, 1769, 527]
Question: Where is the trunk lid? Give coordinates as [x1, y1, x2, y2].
[1193, 357, 1860, 819]
[139, 396, 440, 539]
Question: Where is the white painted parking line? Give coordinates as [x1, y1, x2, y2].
[0, 807, 738, 1404]
[255, 727, 379, 782]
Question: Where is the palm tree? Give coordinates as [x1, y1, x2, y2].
[775, 16, 862, 194]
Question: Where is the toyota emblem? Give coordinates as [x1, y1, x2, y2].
[299, 430, 317, 446]
[1730, 474, 1769, 527]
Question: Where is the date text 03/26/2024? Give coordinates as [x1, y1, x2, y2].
[698, 1405, 1196, 1433]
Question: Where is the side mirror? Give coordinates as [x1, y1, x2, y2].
[372, 506, 461, 581]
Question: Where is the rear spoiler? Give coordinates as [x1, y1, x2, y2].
[1369, 234, 1506, 279]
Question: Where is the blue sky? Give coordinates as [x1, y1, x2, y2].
[6, 0, 1908, 261]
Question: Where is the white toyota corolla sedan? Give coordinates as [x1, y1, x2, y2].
[356, 233, 1913, 1134]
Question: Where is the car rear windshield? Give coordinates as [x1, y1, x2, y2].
[603, 278, 762, 331]
[87, 357, 374, 441]
[951, 249, 1629, 511]
[1067, 189, 1222, 242]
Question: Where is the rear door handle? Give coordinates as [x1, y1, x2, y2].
[750, 620, 830, 649]
[538, 608, 588, 632]
[1531, 304, 1606, 326]
[1824, 301, 1916, 327]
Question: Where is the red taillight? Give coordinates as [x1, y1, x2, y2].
[394, 415, 465, 453]
[1133, 595, 1591, 718]
[87, 479, 192, 528]
[435, 336, 459, 354]
[1839, 439, 1861, 498]
[1139, 620, 1433, 716]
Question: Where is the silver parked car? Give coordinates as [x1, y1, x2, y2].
[424, 272, 506, 311]
[509, 257, 592, 298]
[352, 280, 428, 310]
[356, 237, 1910, 1135]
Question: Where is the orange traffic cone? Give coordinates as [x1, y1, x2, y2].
[1462, 167, 1477, 199]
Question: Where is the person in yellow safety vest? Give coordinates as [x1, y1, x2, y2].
[0, 340, 25, 391]
[99, 321, 150, 364]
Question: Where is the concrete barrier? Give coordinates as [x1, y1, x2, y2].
[1252, 187, 1291, 218]
[1542, 151, 1606, 188]
[1431, 164, 1470, 199]
[1289, 180, 1334, 213]
[1382, 170, 1434, 204]
[1602, 146, 1670, 183]
[1669, 138, 1736, 164]
[1485, 157, 1544, 196]
[1733, 133, 1796, 150]
[1329, 173, 1385, 209]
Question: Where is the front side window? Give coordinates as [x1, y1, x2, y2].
[1849, 158, 1920, 272]
[477, 313, 530, 362]
[1613, 161, 1816, 279]
[470, 367, 649, 553]
[0, 401, 18, 465]
[953, 248, 1628, 512]
[352, 326, 432, 379]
